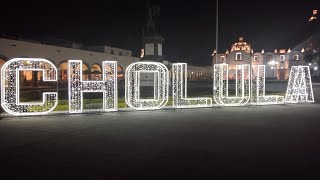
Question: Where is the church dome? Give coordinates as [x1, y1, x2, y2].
[231, 37, 252, 53]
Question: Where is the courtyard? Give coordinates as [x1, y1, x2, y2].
[1, 100, 320, 179]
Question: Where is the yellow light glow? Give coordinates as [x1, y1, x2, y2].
[309, 10, 318, 22]
[140, 49, 145, 58]
[212, 49, 217, 56]
[313, 10, 318, 15]
[230, 37, 251, 53]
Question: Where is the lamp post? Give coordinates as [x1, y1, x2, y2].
[215, 0, 219, 64]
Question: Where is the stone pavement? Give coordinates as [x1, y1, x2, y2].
[0, 103, 320, 179]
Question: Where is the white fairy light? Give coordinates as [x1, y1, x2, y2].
[125, 62, 169, 110]
[285, 66, 314, 103]
[1, 58, 58, 115]
[213, 64, 250, 106]
[251, 65, 284, 105]
[172, 63, 212, 108]
[68, 60, 117, 113]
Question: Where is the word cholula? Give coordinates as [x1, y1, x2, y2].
[0, 58, 314, 116]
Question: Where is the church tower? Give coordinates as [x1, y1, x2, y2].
[141, 4, 165, 62]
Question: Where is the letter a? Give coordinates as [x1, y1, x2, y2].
[285, 66, 314, 103]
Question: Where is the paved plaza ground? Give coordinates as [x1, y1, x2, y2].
[1, 102, 320, 179]
[0, 83, 320, 179]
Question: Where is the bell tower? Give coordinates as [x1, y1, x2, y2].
[141, 4, 165, 61]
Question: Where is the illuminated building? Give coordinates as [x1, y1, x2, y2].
[139, 4, 212, 81]
[212, 37, 306, 80]
[0, 37, 137, 85]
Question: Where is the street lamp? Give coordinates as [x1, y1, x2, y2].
[215, 0, 219, 65]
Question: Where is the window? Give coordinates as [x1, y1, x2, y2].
[119, 51, 123, 56]
[110, 50, 114, 55]
[293, 54, 299, 60]
[253, 55, 259, 62]
[219, 56, 225, 63]
[280, 55, 285, 62]
[236, 52, 242, 61]
[266, 55, 273, 62]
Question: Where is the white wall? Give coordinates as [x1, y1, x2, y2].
[0, 38, 139, 70]
[145, 43, 154, 56]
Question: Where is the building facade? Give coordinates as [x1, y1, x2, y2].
[0, 37, 212, 88]
[213, 37, 306, 80]
[0, 37, 139, 84]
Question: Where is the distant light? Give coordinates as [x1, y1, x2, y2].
[313, 10, 318, 15]
[140, 49, 144, 58]
[314, 67, 318, 70]
[212, 49, 217, 56]
[268, 60, 276, 65]
[309, 10, 317, 22]
[309, 16, 317, 22]
[301, 48, 305, 53]
[309, 63, 312, 66]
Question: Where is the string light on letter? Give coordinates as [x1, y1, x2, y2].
[285, 66, 314, 103]
[1, 58, 58, 115]
[251, 65, 284, 105]
[172, 63, 212, 108]
[125, 62, 169, 110]
[213, 64, 250, 106]
[68, 60, 117, 113]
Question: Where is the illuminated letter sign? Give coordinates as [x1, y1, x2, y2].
[0, 58, 316, 117]
[285, 66, 314, 103]
[251, 65, 284, 105]
[68, 60, 117, 113]
[1, 58, 58, 115]
[172, 63, 212, 108]
[125, 62, 169, 110]
[213, 64, 250, 106]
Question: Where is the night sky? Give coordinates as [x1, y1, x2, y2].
[1, 0, 317, 65]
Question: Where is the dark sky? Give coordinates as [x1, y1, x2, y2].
[1, 0, 318, 65]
